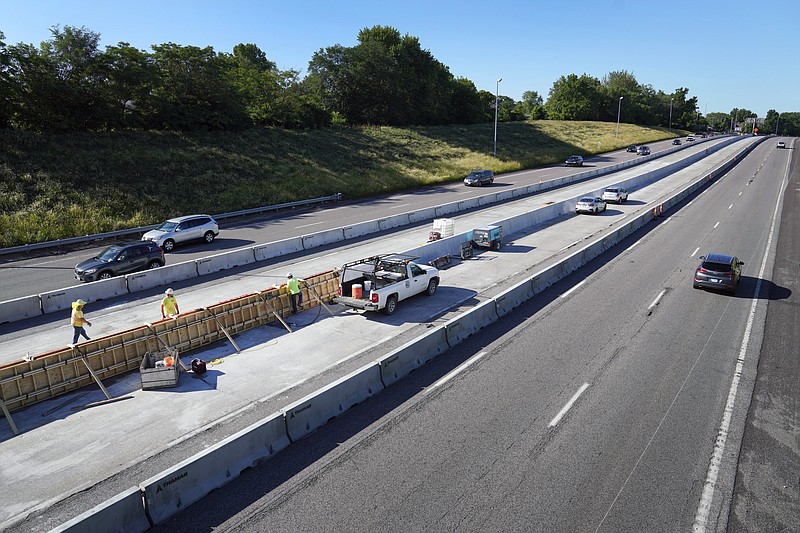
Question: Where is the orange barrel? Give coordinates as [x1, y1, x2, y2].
[163, 356, 174, 367]
[351, 284, 363, 299]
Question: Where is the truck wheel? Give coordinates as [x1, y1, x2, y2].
[426, 279, 438, 296]
[492, 240, 501, 251]
[382, 295, 398, 315]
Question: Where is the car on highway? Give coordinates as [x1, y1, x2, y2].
[565, 155, 584, 167]
[463, 170, 494, 187]
[142, 214, 219, 252]
[777, 141, 786, 149]
[626, 145, 638, 153]
[672, 139, 682, 145]
[75, 241, 165, 282]
[575, 197, 607, 214]
[686, 135, 695, 142]
[637, 145, 651, 156]
[693, 253, 743, 294]
[602, 186, 629, 204]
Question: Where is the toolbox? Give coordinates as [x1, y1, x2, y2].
[140, 348, 180, 389]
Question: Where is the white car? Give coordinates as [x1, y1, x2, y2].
[575, 197, 607, 214]
[142, 214, 219, 252]
[602, 187, 629, 204]
[777, 141, 786, 149]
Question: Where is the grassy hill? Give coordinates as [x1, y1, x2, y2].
[0, 120, 680, 248]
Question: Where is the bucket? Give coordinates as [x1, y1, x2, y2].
[352, 284, 363, 299]
[363, 280, 372, 293]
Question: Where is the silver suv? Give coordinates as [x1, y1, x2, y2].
[142, 214, 219, 252]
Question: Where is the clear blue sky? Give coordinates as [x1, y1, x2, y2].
[3, 0, 798, 117]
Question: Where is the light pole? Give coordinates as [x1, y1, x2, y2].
[615, 96, 623, 138]
[669, 98, 673, 131]
[775, 113, 780, 135]
[493, 78, 502, 158]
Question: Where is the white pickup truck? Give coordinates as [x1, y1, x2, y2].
[332, 254, 440, 315]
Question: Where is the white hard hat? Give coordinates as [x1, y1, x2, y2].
[75, 299, 87, 306]
[165, 288, 174, 295]
[287, 273, 293, 278]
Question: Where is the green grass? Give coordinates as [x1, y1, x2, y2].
[0, 121, 682, 247]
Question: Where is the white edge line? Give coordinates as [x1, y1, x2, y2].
[549, 382, 590, 427]
[425, 351, 487, 394]
[713, 222, 720, 229]
[560, 279, 587, 298]
[691, 246, 700, 257]
[647, 289, 666, 311]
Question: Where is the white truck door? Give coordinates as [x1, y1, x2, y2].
[408, 264, 428, 296]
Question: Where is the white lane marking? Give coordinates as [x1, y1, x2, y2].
[686, 199, 695, 207]
[560, 279, 587, 298]
[625, 241, 640, 252]
[693, 135, 788, 533]
[738, 192, 742, 196]
[296, 221, 325, 229]
[691, 247, 700, 257]
[390, 203, 411, 210]
[549, 383, 590, 427]
[426, 351, 487, 394]
[647, 290, 666, 313]
[558, 239, 582, 253]
[728, 204, 733, 210]
[713, 222, 720, 229]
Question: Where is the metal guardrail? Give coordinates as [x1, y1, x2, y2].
[0, 193, 343, 257]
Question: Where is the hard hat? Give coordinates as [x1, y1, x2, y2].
[75, 299, 86, 306]
[165, 288, 174, 295]
[287, 273, 293, 278]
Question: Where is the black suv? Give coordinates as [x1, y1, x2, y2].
[74, 242, 165, 282]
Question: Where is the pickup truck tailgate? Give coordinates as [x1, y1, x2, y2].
[332, 296, 377, 310]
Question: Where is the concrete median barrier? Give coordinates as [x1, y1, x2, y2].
[51, 486, 150, 533]
[253, 236, 304, 261]
[378, 325, 450, 387]
[494, 278, 535, 317]
[478, 193, 499, 206]
[140, 412, 289, 525]
[457, 197, 481, 211]
[445, 299, 499, 346]
[40, 277, 128, 314]
[378, 213, 411, 231]
[301, 228, 345, 250]
[0, 294, 42, 324]
[195, 247, 256, 276]
[282, 362, 384, 442]
[408, 207, 436, 224]
[434, 202, 459, 218]
[343, 220, 381, 240]
[126, 261, 198, 293]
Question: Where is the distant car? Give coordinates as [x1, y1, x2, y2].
[602, 187, 629, 204]
[637, 145, 651, 155]
[672, 139, 682, 145]
[463, 170, 494, 186]
[142, 214, 219, 252]
[693, 253, 743, 295]
[575, 197, 607, 214]
[626, 145, 638, 153]
[686, 136, 695, 142]
[565, 155, 584, 167]
[75, 241, 165, 282]
[777, 141, 786, 149]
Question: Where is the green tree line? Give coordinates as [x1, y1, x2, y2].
[1, 26, 797, 134]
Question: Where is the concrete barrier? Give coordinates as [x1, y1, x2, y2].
[40, 277, 128, 314]
[301, 228, 345, 250]
[408, 207, 437, 224]
[140, 412, 289, 525]
[195, 247, 257, 276]
[0, 294, 42, 324]
[282, 363, 384, 442]
[50, 486, 150, 533]
[478, 192, 499, 206]
[494, 278, 535, 317]
[377, 213, 411, 231]
[444, 299, 499, 346]
[253, 236, 304, 261]
[343, 220, 381, 240]
[378, 324, 450, 387]
[457, 197, 481, 211]
[126, 261, 198, 293]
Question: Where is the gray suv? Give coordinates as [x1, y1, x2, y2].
[142, 214, 219, 252]
[75, 242, 165, 282]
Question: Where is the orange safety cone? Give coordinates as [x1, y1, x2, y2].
[659, 204, 664, 215]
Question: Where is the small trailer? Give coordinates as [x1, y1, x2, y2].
[471, 225, 503, 250]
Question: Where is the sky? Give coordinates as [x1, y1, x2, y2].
[3, 0, 799, 117]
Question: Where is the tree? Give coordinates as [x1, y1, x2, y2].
[0, 31, 11, 128]
[515, 90, 545, 119]
[99, 42, 160, 129]
[544, 74, 603, 121]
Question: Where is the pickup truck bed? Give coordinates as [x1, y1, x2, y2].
[333, 295, 377, 311]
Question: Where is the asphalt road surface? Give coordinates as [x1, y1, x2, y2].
[147, 142, 796, 531]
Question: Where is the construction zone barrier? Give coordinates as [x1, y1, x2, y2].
[40, 277, 128, 314]
[195, 247, 257, 276]
[494, 278, 537, 317]
[0, 271, 340, 414]
[140, 412, 290, 525]
[444, 299, 499, 346]
[301, 228, 345, 250]
[0, 294, 41, 324]
[281, 362, 384, 442]
[377, 325, 450, 387]
[342, 220, 381, 240]
[126, 260, 199, 292]
[377, 213, 411, 231]
[51, 486, 150, 533]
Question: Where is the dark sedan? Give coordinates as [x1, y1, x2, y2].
[75, 242, 165, 282]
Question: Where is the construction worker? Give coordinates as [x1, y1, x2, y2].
[70, 299, 92, 344]
[161, 288, 180, 318]
[287, 273, 303, 313]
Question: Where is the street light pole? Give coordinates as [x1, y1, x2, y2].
[669, 98, 673, 131]
[493, 78, 502, 158]
[615, 96, 623, 138]
[776, 113, 780, 135]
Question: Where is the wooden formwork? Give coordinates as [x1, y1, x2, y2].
[0, 270, 341, 414]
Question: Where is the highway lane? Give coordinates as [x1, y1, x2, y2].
[147, 139, 788, 531]
[0, 137, 697, 301]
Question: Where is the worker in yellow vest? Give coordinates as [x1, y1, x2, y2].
[70, 299, 92, 344]
[287, 273, 303, 313]
[161, 288, 180, 318]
